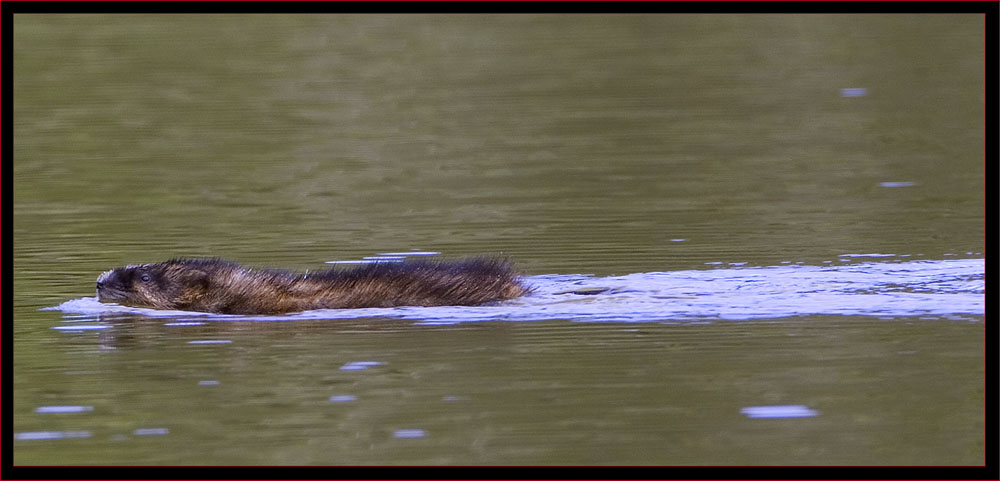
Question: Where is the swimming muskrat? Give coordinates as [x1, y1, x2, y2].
[96, 257, 531, 314]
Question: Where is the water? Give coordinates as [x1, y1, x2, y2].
[13, 15, 984, 465]
[22, 258, 987, 466]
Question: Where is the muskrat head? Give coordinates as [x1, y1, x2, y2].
[96, 261, 209, 311]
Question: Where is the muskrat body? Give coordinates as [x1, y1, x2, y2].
[96, 257, 530, 314]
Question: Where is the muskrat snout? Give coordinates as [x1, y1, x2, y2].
[95, 269, 127, 303]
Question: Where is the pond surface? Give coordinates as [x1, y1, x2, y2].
[13, 15, 984, 465]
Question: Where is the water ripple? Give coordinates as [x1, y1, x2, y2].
[48, 259, 984, 324]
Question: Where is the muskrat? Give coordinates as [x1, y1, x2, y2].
[96, 257, 531, 315]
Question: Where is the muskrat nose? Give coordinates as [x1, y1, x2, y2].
[96, 269, 115, 290]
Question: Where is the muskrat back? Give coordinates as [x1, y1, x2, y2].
[96, 257, 531, 315]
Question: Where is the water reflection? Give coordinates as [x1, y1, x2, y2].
[339, 361, 385, 371]
[840, 88, 868, 97]
[51, 324, 112, 331]
[133, 428, 170, 437]
[35, 406, 94, 414]
[327, 251, 441, 265]
[14, 431, 92, 441]
[741, 405, 820, 419]
[393, 429, 427, 439]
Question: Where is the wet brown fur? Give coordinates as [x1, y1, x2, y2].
[96, 257, 531, 315]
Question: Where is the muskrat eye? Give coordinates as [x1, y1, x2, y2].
[140, 273, 152, 282]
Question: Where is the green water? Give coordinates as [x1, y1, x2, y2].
[13, 15, 984, 465]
